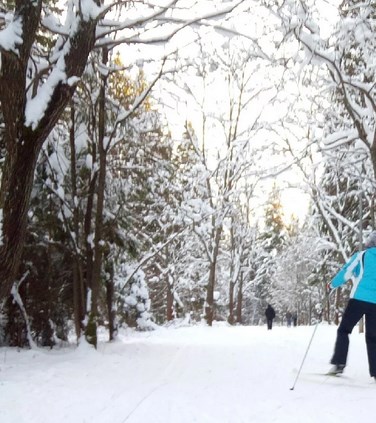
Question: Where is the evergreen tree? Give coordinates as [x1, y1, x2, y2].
[260, 184, 286, 254]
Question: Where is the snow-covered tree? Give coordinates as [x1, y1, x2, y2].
[0, 0, 245, 307]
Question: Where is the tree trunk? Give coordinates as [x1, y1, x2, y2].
[72, 261, 82, 341]
[0, 141, 40, 301]
[334, 289, 340, 326]
[205, 263, 215, 326]
[228, 282, 235, 325]
[69, 104, 86, 340]
[84, 173, 97, 286]
[167, 281, 174, 321]
[0, 5, 97, 303]
[325, 290, 331, 324]
[205, 227, 222, 326]
[236, 272, 243, 324]
[86, 48, 109, 347]
[106, 262, 116, 341]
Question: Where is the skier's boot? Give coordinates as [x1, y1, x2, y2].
[327, 364, 345, 375]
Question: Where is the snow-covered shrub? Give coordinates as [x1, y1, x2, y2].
[116, 267, 155, 331]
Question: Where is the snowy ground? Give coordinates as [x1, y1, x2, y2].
[0, 322, 374, 423]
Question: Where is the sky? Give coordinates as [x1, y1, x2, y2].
[281, 187, 310, 224]
[1, 322, 374, 423]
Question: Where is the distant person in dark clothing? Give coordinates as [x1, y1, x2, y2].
[292, 312, 298, 327]
[286, 311, 292, 327]
[265, 304, 276, 330]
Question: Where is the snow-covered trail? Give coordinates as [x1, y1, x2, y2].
[0, 324, 374, 423]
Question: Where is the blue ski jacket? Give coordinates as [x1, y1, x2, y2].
[330, 247, 376, 304]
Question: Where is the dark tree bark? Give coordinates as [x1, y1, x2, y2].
[228, 281, 235, 325]
[69, 104, 86, 340]
[235, 272, 243, 324]
[85, 47, 109, 347]
[0, 3, 97, 303]
[166, 282, 174, 321]
[105, 262, 116, 341]
[205, 227, 222, 326]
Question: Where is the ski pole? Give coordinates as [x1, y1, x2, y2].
[290, 289, 335, 391]
[289, 320, 319, 391]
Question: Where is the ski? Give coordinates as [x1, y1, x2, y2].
[324, 372, 343, 377]
[305, 372, 376, 387]
[303, 371, 352, 380]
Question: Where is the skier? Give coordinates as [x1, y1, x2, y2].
[328, 231, 376, 380]
[286, 311, 292, 327]
[292, 312, 298, 327]
[265, 304, 276, 330]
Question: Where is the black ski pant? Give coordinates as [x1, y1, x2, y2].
[330, 298, 376, 377]
[266, 319, 273, 330]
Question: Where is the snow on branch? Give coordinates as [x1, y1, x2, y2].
[96, 0, 244, 47]
[316, 201, 349, 262]
[11, 270, 38, 349]
[320, 198, 359, 235]
[96, 0, 178, 39]
[25, 54, 68, 129]
[79, 0, 106, 21]
[321, 130, 359, 150]
[41, 14, 69, 37]
[118, 230, 184, 295]
[0, 15, 23, 54]
[24, 2, 99, 131]
[295, 26, 375, 147]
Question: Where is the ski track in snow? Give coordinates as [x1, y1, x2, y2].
[0, 324, 375, 423]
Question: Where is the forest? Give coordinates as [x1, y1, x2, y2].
[0, 0, 375, 348]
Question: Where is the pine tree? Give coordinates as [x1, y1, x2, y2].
[260, 184, 286, 254]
